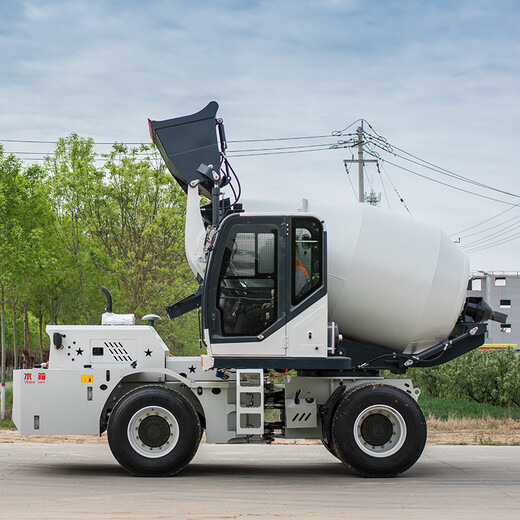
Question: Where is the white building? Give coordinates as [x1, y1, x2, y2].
[467, 271, 519, 348]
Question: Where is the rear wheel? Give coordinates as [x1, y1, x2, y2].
[108, 385, 201, 476]
[331, 384, 426, 477]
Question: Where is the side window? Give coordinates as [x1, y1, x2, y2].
[218, 229, 277, 336]
[291, 218, 323, 305]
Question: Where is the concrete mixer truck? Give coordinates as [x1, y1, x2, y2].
[12, 102, 506, 478]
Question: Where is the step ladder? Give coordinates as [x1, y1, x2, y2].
[236, 369, 264, 435]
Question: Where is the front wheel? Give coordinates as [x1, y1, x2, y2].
[321, 438, 339, 459]
[108, 385, 201, 476]
[331, 384, 426, 477]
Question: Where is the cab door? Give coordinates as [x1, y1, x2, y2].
[203, 215, 288, 357]
[285, 216, 328, 358]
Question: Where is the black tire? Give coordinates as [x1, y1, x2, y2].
[108, 385, 201, 476]
[321, 438, 339, 459]
[331, 384, 426, 477]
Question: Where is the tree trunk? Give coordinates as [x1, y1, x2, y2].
[79, 269, 90, 324]
[13, 298, 18, 369]
[1, 283, 6, 420]
[38, 304, 43, 354]
[23, 304, 32, 355]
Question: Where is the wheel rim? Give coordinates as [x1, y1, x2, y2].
[127, 406, 180, 458]
[353, 404, 407, 458]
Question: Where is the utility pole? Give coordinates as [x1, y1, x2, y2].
[344, 121, 378, 203]
[357, 125, 364, 203]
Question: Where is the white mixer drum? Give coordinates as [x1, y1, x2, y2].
[325, 203, 469, 354]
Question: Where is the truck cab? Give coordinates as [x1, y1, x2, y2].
[202, 213, 333, 366]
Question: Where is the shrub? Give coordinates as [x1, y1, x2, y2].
[407, 349, 520, 408]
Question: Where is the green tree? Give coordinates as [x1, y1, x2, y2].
[10, 164, 54, 358]
[84, 144, 197, 349]
[0, 150, 52, 416]
[44, 137, 199, 353]
[0, 136, 202, 368]
[45, 134, 108, 326]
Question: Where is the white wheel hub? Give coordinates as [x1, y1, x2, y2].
[353, 404, 407, 458]
[127, 406, 180, 458]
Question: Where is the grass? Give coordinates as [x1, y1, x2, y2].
[0, 383, 15, 429]
[0, 418, 14, 429]
[419, 394, 520, 421]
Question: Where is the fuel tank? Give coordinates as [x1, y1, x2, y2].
[324, 203, 469, 354]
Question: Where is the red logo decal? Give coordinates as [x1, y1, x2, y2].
[24, 372, 36, 384]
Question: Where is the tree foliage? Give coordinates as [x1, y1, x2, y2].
[0, 148, 53, 366]
[0, 137, 200, 365]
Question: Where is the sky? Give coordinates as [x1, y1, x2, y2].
[1, 0, 519, 270]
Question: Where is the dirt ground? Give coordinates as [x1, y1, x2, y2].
[1, 418, 520, 445]
[425, 417, 520, 445]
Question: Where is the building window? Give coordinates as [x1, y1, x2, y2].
[500, 324, 512, 333]
[495, 277, 506, 287]
[500, 299, 511, 309]
[470, 279, 482, 291]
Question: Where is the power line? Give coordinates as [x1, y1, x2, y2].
[343, 160, 359, 201]
[0, 138, 147, 145]
[227, 142, 342, 153]
[5, 122, 520, 229]
[228, 134, 333, 143]
[379, 161, 411, 216]
[461, 220, 520, 248]
[464, 231, 520, 253]
[332, 118, 364, 136]
[449, 204, 520, 237]
[363, 162, 374, 191]
[365, 134, 520, 200]
[227, 144, 353, 158]
[377, 161, 392, 211]
[369, 152, 519, 207]
[458, 213, 520, 240]
[359, 124, 520, 253]
[1, 138, 59, 144]
[5, 151, 157, 159]
[3, 137, 357, 160]
[1, 132, 345, 146]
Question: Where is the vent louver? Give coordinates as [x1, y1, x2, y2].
[105, 341, 133, 362]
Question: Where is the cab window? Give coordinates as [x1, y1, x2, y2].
[291, 218, 323, 305]
[217, 229, 277, 336]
